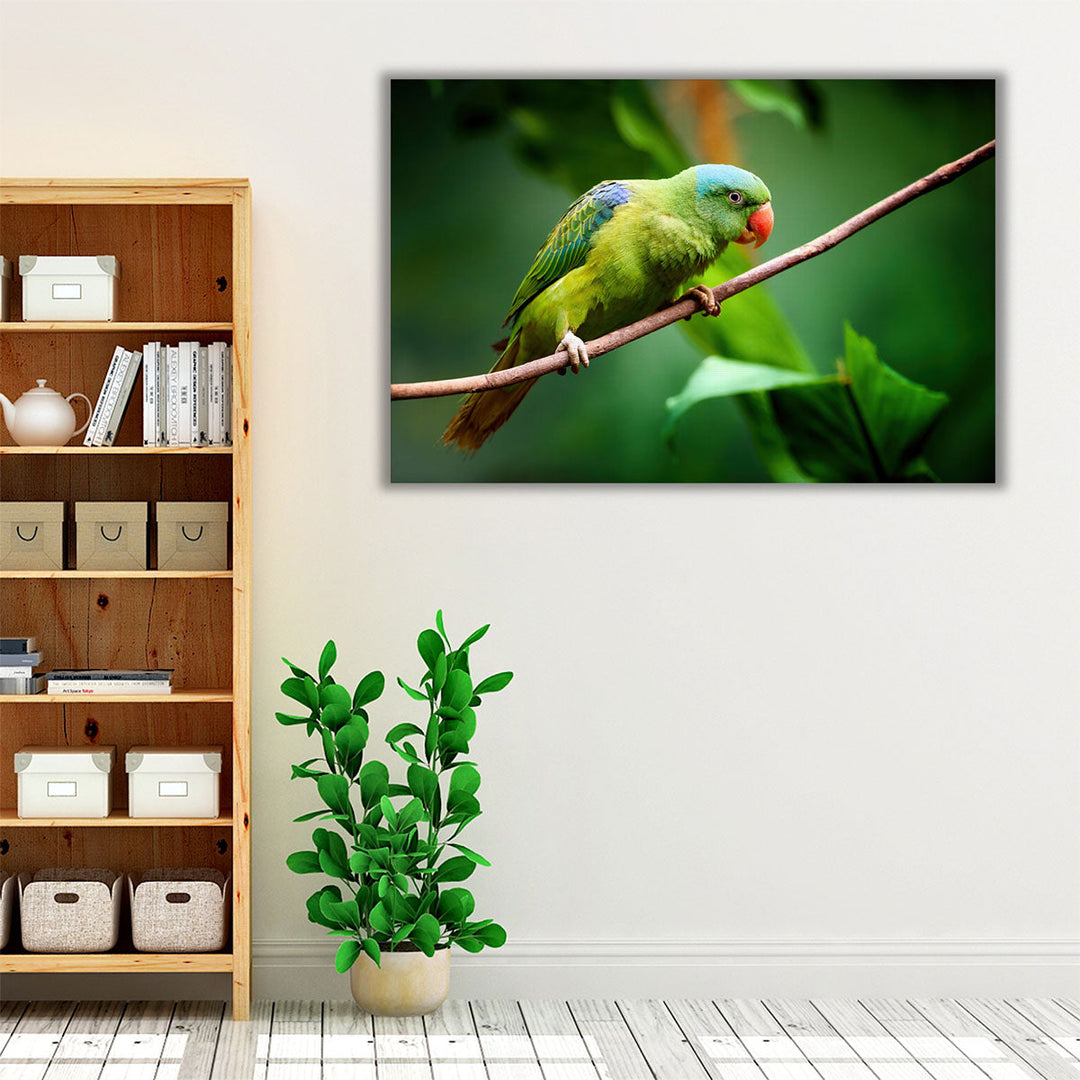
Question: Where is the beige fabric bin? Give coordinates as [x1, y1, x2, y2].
[156, 502, 228, 570]
[0, 872, 14, 950]
[0, 501, 64, 570]
[129, 868, 230, 952]
[75, 501, 147, 570]
[19, 868, 122, 953]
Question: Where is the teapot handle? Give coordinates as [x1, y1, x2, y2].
[67, 393, 94, 438]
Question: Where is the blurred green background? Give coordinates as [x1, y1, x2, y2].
[390, 79, 995, 483]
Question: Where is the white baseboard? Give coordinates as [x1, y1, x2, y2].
[253, 937, 1080, 999]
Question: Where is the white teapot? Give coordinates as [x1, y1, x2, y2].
[0, 379, 93, 446]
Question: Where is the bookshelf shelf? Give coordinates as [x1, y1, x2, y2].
[0, 808, 233, 827]
[0, 690, 233, 704]
[0, 445, 234, 455]
[0, 178, 252, 1017]
[0, 569, 233, 579]
[0, 321, 233, 333]
[0, 951, 233, 973]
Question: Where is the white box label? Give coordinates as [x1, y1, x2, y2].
[51, 283, 82, 299]
[158, 780, 188, 797]
[47, 781, 77, 797]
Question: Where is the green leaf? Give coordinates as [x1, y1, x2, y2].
[317, 772, 352, 818]
[293, 809, 329, 822]
[437, 887, 475, 925]
[449, 764, 480, 797]
[306, 886, 342, 928]
[348, 851, 371, 874]
[407, 763, 440, 810]
[281, 675, 319, 710]
[397, 676, 430, 702]
[460, 623, 490, 650]
[319, 640, 337, 682]
[353, 670, 385, 709]
[320, 682, 352, 710]
[663, 356, 831, 450]
[610, 79, 689, 177]
[728, 78, 822, 131]
[286, 850, 321, 875]
[318, 847, 349, 880]
[474, 922, 507, 948]
[473, 671, 513, 695]
[449, 842, 490, 867]
[334, 938, 361, 973]
[320, 728, 337, 771]
[379, 795, 398, 830]
[417, 628, 445, 672]
[358, 760, 390, 809]
[396, 796, 425, 831]
[334, 718, 369, 779]
[362, 937, 382, 966]
[368, 901, 392, 934]
[387, 722, 424, 745]
[282, 657, 312, 681]
[320, 703, 352, 732]
[432, 651, 448, 695]
[432, 856, 476, 883]
[275, 711, 309, 726]
[442, 669, 473, 711]
[453, 935, 484, 953]
[410, 912, 441, 956]
[435, 609, 449, 644]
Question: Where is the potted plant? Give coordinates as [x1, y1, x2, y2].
[278, 611, 511, 1015]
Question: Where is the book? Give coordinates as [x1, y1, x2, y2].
[0, 651, 42, 666]
[142, 341, 158, 446]
[196, 345, 209, 445]
[46, 681, 173, 695]
[222, 343, 232, 444]
[177, 341, 195, 445]
[0, 638, 38, 654]
[100, 348, 142, 446]
[92, 348, 133, 446]
[156, 343, 168, 445]
[0, 661, 39, 677]
[47, 669, 173, 681]
[0, 675, 46, 694]
[166, 344, 180, 445]
[84, 345, 125, 446]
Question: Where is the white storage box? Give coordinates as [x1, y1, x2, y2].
[19, 868, 123, 952]
[126, 746, 223, 818]
[129, 868, 230, 952]
[1, 257, 11, 322]
[0, 501, 65, 570]
[19, 255, 120, 321]
[156, 502, 229, 570]
[15, 745, 116, 818]
[75, 501, 148, 570]
[0, 872, 14, 950]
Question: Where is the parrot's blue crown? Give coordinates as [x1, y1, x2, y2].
[694, 163, 769, 203]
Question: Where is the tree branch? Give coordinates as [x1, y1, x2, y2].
[391, 139, 995, 402]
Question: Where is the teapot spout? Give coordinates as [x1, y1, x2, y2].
[0, 393, 13, 435]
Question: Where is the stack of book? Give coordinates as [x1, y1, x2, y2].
[82, 341, 232, 447]
[45, 669, 174, 695]
[0, 636, 46, 694]
[142, 341, 232, 447]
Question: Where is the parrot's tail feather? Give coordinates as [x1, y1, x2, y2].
[442, 337, 535, 452]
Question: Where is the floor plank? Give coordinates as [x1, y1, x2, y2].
[518, 1000, 602, 1080]
[567, 1000, 654, 1080]
[1, 1002, 77, 1080]
[99, 1001, 175, 1080]
[471, 999, 542, 1079]
[764, 1000, 876, 1080]
[207, 999, 271, 1080]
[374, 1012, 433, 1080]
[0, 1001, 29, 1057]
[952, 1000, 1080, 1080]
[323, 999, 375, 1080]
[160, 1000, 226, 1080]
[43, 1000, 124, 1080]
[267, 999, 321, 1080]
[616, 1000, 710, 1080]
[1006, 1002, 1080, 1060]
[716, 999, 825, 1080]
[812, 997, 930, 1080]
[425, 1000, 485, 1080]
[665, 999, 764, 1080]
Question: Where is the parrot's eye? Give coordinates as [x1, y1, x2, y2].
[727, 191, 744, 205]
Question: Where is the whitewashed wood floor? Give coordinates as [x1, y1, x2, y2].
[1, 998, 1079, 1080]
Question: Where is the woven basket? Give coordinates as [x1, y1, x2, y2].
[129, 868, 230, 953]
[0, 872, 14, 950]
[19, 868, 122, 953]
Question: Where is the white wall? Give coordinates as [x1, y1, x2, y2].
[2, 0, 1078, 1000]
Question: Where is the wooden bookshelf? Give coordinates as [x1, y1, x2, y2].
[0, 179, 252, 1017]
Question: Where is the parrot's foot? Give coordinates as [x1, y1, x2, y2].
[682, 285, 721, 318]
[555, 330, 590, 375]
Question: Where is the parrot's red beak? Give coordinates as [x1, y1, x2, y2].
[734, 201, 774, 249]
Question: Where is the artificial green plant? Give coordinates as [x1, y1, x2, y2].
[278, 611, 511, 973]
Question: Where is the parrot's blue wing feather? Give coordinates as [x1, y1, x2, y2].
[503, 180, 631, 327]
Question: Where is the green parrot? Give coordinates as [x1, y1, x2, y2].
[442, 162, 774, 452]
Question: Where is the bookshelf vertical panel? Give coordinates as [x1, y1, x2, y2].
[230, 184, 252, 1019]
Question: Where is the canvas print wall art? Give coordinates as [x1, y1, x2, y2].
[390, 78, 995, 483]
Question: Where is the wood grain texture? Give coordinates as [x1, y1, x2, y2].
[567, 999, 655, 1080]
[425, 1000, 484, 1080]
[208, 998, 271, 1080]
[43, 999, 124, 1080]
[518, 999, 602, 1080]
[0, 1001, 76, 1080]
[323, 1000, 376, 1080]
[666, 999, 766, 1080]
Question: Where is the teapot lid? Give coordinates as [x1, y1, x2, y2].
[24, 379, 61, 395]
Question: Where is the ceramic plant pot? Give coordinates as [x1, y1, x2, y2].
[349, 945, 450, 1016]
